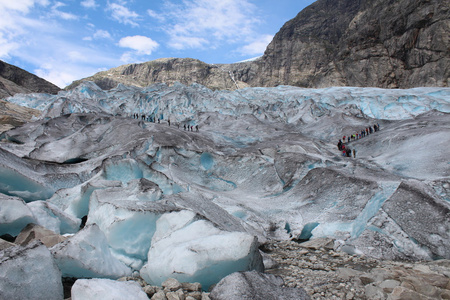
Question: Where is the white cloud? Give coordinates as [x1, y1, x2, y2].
[239, 34, 273, 56]
[94, 29, 112, 39]
[0, 0, 52, 59]
[0, 0, 122, 88]
[0, 0, 49, 13]
[81, 0, 97, 9]
[119, 35, 159, 55]
[162, 0, 262, 50]
[168, 36, 208, 50]
[84, 29, 111, 41]
[51, 2, 78, 20]
[35, 66, 78, 88]
[107, 2, 140, 27]
[147, 9, 165, 22]
[32, 44, 123, 87]
[119, 52, 139, 64]
[0, 35, 19, 58]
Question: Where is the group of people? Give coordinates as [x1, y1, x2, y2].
[337, 124, 380, 158]
[183, 124, 199, 132]
[132, 113, 159, 123]
[131, 113, 199, 132]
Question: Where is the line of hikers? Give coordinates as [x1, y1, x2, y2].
[337, 124, 380, 158]
[131, 113, 199, 132]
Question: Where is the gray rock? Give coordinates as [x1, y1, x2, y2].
[151, 290, 168, 300]
[68, 0, 448, 90]
[209, 271, 310, 300]
[0, 60, 60, 99]
[67, 58, 244, 91]
[0, 238, 15, 250]
[201, 293, 211, 300]
[15, 223, 66, 248]
[143, 285, 158, 297]
[166, 290, 185, 300]
[162, 278, 183, 292]
[186, 291, 202, 300]
[379, 280, 401, 293]
[300, 237, 335, 250]
[365, 283, 386, 300]
[181, 282, 202, 292]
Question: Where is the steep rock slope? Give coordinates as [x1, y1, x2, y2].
[230, 0, 449, 88]
[66, 58, 248, 91]
[0, 60, 61, 99]
[68, 0, 449, 90]
[0, 100, 41, 133]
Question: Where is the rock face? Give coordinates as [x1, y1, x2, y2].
[0, 99, 41, 133]
[66, 58, 249, 91]
[68, 0, 449, 90]
[235, 0, 449, 88]
[0, 60, 61, 99]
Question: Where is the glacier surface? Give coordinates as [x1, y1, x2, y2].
[0, 82, 449, 291]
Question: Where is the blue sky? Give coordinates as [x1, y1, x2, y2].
[0, 0, 316, 88]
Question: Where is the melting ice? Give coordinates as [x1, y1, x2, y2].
[0, 82, 449, 290]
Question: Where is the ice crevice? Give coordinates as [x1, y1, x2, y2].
[351, 181, 400, 238]
[0, 82, 449, 292]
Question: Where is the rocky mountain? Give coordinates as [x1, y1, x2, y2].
[233, 0, 449, 88]
[0, 100, 41, 133]
[68, 0, 449, 90]
[66, 58, 250, 91]
[0, 60, 61, 99]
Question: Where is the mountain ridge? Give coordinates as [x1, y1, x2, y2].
[68, 0, 449, 90]
[0, 60, 61, 99]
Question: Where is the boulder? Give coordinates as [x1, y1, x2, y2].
[209, 271, 310, 300]
[15, 223, 66, 248]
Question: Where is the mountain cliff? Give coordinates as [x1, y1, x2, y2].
[231, 0, 449, 88]
[66, 58, 250, 91]
[0, 60, 58, 131]
[68, 0, 449, 90]
[0, 60, 61, 99]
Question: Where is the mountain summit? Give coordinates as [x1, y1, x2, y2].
[0, 60, 61, 98]
[69, 0, 449, 90]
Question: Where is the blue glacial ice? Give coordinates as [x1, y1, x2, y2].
[0, 81, 449, 288]
[50, 224, 132, 279]
[0, 194, 36, 236]
[140, 212, 263, 290]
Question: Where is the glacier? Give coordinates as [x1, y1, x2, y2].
[0, 81, 449, 292]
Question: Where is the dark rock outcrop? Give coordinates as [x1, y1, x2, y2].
[0, 60, 61, 99]
[68, 0, 449, 90]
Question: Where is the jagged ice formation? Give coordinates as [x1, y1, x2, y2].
[0, 82, 449, 293]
